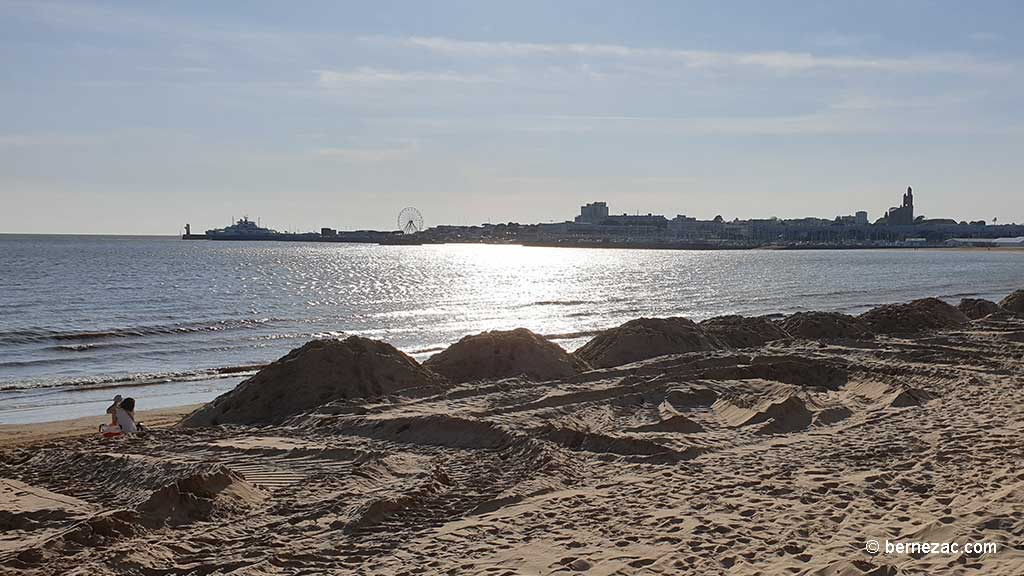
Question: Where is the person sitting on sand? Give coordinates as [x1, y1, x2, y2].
[105, 394, 123, 428]
[115, 397, 138, 433]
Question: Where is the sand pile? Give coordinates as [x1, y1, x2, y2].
[62, 511, 138, 549]
[698, 315, 790, 348]
[181, 337, 444, 427]
[714, 392, 813, 435]
[957, 298, 1002, 319]
[813, 405, 853, 426]
[750, 395, 814, 434]
[999, 289, 1024, 313]
[136, 468, 265, 528]
[887, 386, 936, 408]
[626, 401, 704, 433]
[859, 297, 969, 335]
[423, 328, 590, 383]
[574, 317, 716, 368]
[664, 385, 719, 409]
[778, 311, 873, 340]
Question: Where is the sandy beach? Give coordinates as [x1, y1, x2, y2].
[8, 2, 1024, 574]
[2, 294, 1023, 574]
[0, 405, 201, 450]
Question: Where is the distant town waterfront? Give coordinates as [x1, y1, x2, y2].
[2, 235, 1024, 423]
[187, 189, 1024, 249]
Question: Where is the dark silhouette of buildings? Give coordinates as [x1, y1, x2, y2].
[574, 202, 609, 224]
[187, 185, 1024, 247]
[884, 186, 915, 225]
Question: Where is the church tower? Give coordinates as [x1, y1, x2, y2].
[886, 186, 915, 225]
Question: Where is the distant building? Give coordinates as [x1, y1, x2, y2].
[604, 213, 668, 228]
[575, 201, 609, 224]
[885, 187, 915, 226]
[947, 236, 1024, 247]
[537, 222, 570, 234]
[834, 211, 869, 226]
[572, 201, 667, 229]
[668, 214, 697, 232]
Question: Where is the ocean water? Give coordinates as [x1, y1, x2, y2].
[2, 235, 1023, 424]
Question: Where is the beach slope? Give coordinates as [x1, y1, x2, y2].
[2, 306, 1023, 574]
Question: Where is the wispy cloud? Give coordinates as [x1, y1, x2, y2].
[367, 110, 1024, 137]
[374, 36, 1013, 76]
[967, 32, 1002, 43]
[808, 32, 876, 49]
[311, 139, 418, 163]
[828, 91, 988, 112]
[0, 132, 98, 149]
[316, 67, 497, 87]
[2, 0, 317, 64]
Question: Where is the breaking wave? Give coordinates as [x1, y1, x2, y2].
[0, 318, 284, 346]
[0, 364, 264, 392]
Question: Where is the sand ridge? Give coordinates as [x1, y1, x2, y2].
[858, 297, 969, 335]
[181, 336, 445, 427]
[778, 311, 874, 340]
[1000, 289, 1024, 314]
[574, 317, 718, 368]
[957, 298, 1003, 320]
[423, 328, 590, 383]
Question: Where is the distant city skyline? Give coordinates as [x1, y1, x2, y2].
[2, 1, 1024, 234]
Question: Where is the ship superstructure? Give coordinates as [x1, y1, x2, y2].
[205, 217, 279, 239]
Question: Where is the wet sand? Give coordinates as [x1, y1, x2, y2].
[0, 405, 201, 449]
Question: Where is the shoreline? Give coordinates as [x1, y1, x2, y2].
[0, 404, 200, 449]
[190, 237, 1024, 251]
[3, 285, 1020, 426]
[9, 230, 1024, 251]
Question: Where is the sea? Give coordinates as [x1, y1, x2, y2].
[2, 235, 1022, 425]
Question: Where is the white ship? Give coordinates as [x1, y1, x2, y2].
[205, 217, 279, 239]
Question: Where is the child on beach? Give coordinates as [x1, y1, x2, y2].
[115, 397, 138, 433]
[105, 395, 122, 428]
[99, 395, 139, 435]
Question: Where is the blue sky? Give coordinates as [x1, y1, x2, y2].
[2, 0, 1023, 233]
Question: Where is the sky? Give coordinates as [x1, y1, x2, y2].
[2, 0, 1024, 234]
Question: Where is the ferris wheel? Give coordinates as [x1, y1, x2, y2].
[398, 207, 424, 234]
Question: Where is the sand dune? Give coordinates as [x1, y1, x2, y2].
[424, 328, 590, 383]
[957, 298, 1003, 320]
[779, 311, 873, 340]
[574, 317, 718, 368]
[3, 295, 1024, 574]
[1000, 289, 1024, 313]
[181, 336, 444, 427]
[698, 315, 790, 348]
[859, 297, 969, 335]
